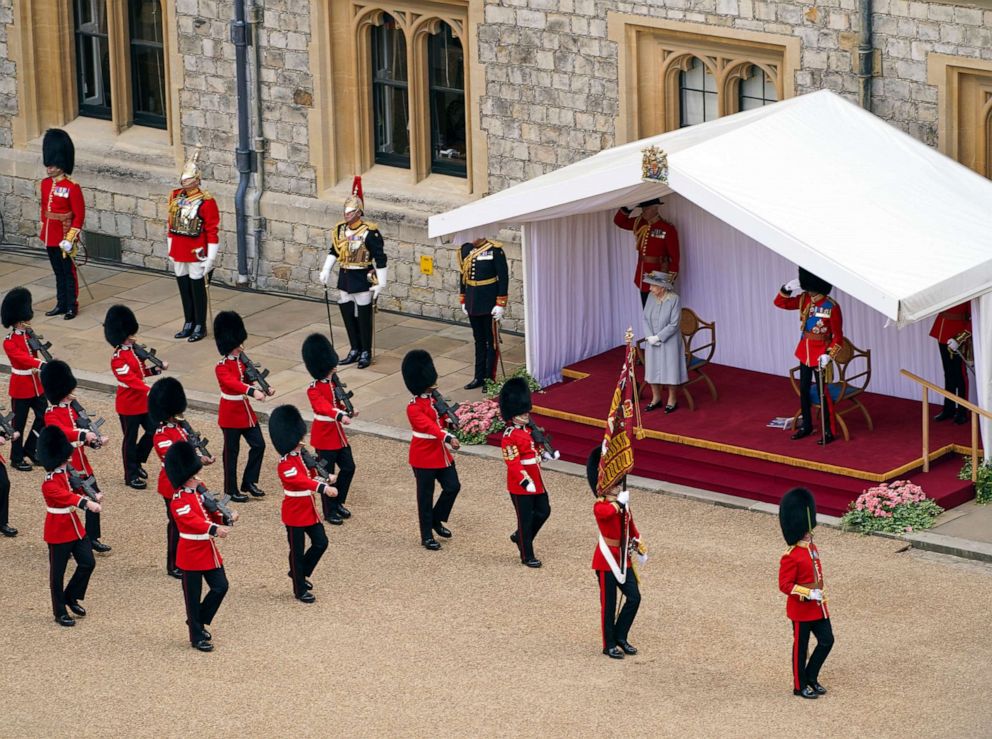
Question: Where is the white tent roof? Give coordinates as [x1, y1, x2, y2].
[429, 90, 992, 323]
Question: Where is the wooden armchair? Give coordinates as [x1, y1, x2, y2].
[789, 337, 873, 441]
[679, 308, 717, 411]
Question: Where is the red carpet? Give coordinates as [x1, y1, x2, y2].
[518, 347, 976, 516]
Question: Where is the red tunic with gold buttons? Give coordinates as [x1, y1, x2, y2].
[500, 424, 545, 495]
[774, 291, 844, 367]
[111, 344, 155, 415]
[592, 499, 639, 571]
[41, 469, 88, 544]
[277, 451, 322, 527]
[215, 355, 257, 429]
[44, 403, 94, 476]
[407, 395, 455, 469]
[778, 540, 829, 622]
[307, 379, 349, 451]
[167, 188, 220, 262]
[39, 176, 85, 247]
[3, 329, 44, 399]
[613, 209, 681, 292]
[170, 486, 225, 571]
[929, 302, 971, 345]
[153, 423, 188, 498]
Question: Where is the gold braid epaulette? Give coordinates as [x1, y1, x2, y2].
[460, 239, 500, 283]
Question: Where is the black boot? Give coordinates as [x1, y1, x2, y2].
[189, 278, 208, 343]
[338, 303, 361, 362]
[175, 275, 195, 338]
[356, 302, 374, 361]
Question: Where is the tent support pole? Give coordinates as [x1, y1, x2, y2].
[857, 0, 874, 111]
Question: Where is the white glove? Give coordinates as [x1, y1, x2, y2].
[520, 477, 534, 492]
[808, 589, 823, 602]
[646, 335, 661, 346]
[783, 278, 802, 295]
[319, 254, 336, 286]
[947, 338, 960, 352]
[59, 239, 73, 253]
[201, 242, 219, 273]
[461, 304, 468, 316]
[491, 305, 505, 321]
[629, 206, 643, 219]
[167, 236, 173, 252]
[370, 267, 388, 299]
[616, 490, 630, 506]
[818, 353, 831, 369]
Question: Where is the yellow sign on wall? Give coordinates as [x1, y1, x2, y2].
[420, 256, 434, 275]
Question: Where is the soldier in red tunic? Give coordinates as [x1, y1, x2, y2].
[402, 349, 461, 551]
[104, 305, 167, 489]
[499, 377, 552, 568]
[41, 360, 111, 553]
[774, 268, 844, 444]
[269, 404, 336, 603]
[614, 198, 680, 307]
[166, 441, 236, 652]
[778, 487, 833, 699]
[586, 445, 643, 659]
[149, 377, 215, 578]
[40, 129, 84, 320]
[302, 333, 356, 525]
[1, 287, 47, 473]
[37, 426, 102, 627]
[214, 311, 274, 503]
[929, 302, 971, 424]
[168, 148, 220, 343]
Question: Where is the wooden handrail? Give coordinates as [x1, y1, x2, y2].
[900, 368, 988, 481]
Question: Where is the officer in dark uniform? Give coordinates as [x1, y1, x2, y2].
[459, 238, 509, 390]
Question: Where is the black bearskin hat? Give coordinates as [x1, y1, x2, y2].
[1, 287, 33, 328]
[586, 445, 603, 495]
[37, 426, 74, 472]
[499, 377, 532, 422]
[798, 268, 832, 296]
[103, 304, 139, 347]
[301, 333, 338, 380]
[41, 359, 77, 404]
[268, 404, 307, 456]
[164, 441, 203, 490]
[214, 311, 247, 356]
[43, 128, 75, 175]
[779, 487, 817, 546]
[148, 377, 187, 425]
[401, 349, 438, 395]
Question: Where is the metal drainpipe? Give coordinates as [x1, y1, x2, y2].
[231, 0, 255, 284]
[247, 0, 266, 284]
[857, 0, 873, 111]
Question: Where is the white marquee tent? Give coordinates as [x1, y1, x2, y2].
[429, 90, 992, 454]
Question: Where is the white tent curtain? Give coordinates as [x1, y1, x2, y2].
[972, 295, 992, 461]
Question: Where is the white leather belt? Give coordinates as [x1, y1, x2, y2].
[46, 506, 74, 514]
[521, 458, 539, 466]
[180, 532, 210, 540]
[343, 265, 370, 270]
[11, 368, 35, 375]
[313, 414, 336, 423]
[221, 393, 245, 401]
[71, 441, 84, 448]
[283, 489, 313, 497]
[412, 431, 438, 440]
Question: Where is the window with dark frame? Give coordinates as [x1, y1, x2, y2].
[428, 24, 466, 178]
[74, 0, 112, 120]
[678, 57, 717, 128]
[128, 0, 167, 129]
[371, 14, 410, 168]
[738, 65, 778, 112]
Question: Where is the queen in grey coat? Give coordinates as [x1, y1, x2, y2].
[642, 271, 687, 413]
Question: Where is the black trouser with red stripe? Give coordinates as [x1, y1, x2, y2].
[468, 313, 498, 382]
[48, 537, 95, 619]
[791, 618, 834, 690]
[0, 463, 9, 527]
[597, 568, 640, 650]
[938, 343, 967, 413]
[412, 466, 460, 542]
[286, 523, 328, 597]
[10, 395, 47, 464]
[799, 364, 834, 434]
[509, 492, 551, 561]
[181, 567, 228, 644]
[120, 413, 154, 482]
[221, 426, 265, 496]
[47, 246, 78, 313]
[164, 498, 178, 573]
[317, 446, 356, 516]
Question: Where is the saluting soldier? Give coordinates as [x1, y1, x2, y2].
[614, 199, 680, 307]
[774, 268, 843, 444]
[39, 129, 84, 320]
[930, 302, 971, 425]
[167, 148, 220, 343]
[2, 287, 47, 473]
[459, 238, 509, 390]
[499, 377, 552, 568]
[317, 177, 388, 369]
[302, 333, 356, 525]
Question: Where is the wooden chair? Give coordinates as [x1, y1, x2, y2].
[679, 308, 717, 411]
[788, 337, 873, 441]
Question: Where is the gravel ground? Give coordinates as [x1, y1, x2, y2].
[2, 391, 991, 738]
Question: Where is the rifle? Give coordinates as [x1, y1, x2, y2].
[239, 351, 272, 396]
[300, 447, 333, 481]
[195, 483, 235, 526]
[0, 405, 18, 440]
[430, 389, 461, 430]
[70, 399, 105, 449]
[133, 342, 166, 374]
[66, 463, 99, 502]
[176, 416, 211, 459]
[331, 374, 355, 417]
[24, 327, 54, 362]
[526, 418, 559, 459]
